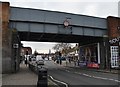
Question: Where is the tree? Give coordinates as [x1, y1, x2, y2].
[62, 43, 79, 55]
[34, 50, 38, 56]
[52, 43, 72, 53]
[53, 43, 80, 56]
[52, 44, 61, 52]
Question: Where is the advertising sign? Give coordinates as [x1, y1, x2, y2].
[87, 63, 99, 68]
[110, 46, 119, 68]
[79, 61, 87, 67]
[79, 43, 100, 68]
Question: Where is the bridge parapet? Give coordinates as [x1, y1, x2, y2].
[10, 7, 107, 29]
[9, 7, 107, 38]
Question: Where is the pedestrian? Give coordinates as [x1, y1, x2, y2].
[77, 59, 80, 66]
[20, 56, 22, 64]
[60, 59, 62, 65]
[74, 59, 76, 66]
[29, 56, 31, 62]
[25, 58, 27, 66]
[65, 56, 68, 66]
[69, 57, 71, 63]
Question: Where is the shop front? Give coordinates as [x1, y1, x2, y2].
[79, 43, 100, 68]
[109, 37, 120, 69]
[110, 45, 119, 68]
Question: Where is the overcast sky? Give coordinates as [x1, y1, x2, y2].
[1, 0, 120, 53]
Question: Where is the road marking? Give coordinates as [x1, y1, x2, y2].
[74, 72, 82, 75]
[109, 78, 114, 81]
[92, 76, 108, 80]
[49, 75, 69, 87]
[82, 73, 92, 77]
[48, 79, 58, 86]
[65, 70, 70, 72]
[114, 80, 120, 83]
[64, 69, 120, 83]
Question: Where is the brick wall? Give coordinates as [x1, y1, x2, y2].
[107, 16, 120, 39]
[0, 2, 2, 74]
[1, 2, 10, 48]
[107, 16, 120, 69]
[1, 2, 13, 73]
[1, 2, 21, 73]
[22, 47, 32, 55]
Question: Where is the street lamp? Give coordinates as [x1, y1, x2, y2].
[103, 35, 110, 70]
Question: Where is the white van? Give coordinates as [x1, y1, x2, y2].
[36, 55, 43, 61]
[36, 55, 44, 65]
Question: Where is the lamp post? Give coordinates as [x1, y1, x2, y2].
[103, 35, 110, 70]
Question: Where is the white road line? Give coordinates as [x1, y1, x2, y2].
[48, 79, 58, 86]
[65, 70, 70, 72]
[109, 78, 114, 81]
[74, 72, 82, 75]
[114, 80, 120, 83]
[49, 75, 69, 87]
[82, 73, 91, 77]
[65, 69, 120, 83]
[92, 76, 108, 80]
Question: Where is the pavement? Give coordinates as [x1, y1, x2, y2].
[2, 63, 57, 87]
[56, 60, 119, 74]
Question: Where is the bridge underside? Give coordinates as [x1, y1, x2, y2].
[19, 32, 102, 44]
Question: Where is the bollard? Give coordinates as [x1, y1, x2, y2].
[37, 67, 48, 87]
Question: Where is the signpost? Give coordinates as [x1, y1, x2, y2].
[13, 43, 19, 72]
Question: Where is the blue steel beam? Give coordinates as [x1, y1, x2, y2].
[9, 21, 106, 37]
[9, 7, 107, 37]
[10, 7, 107, 29]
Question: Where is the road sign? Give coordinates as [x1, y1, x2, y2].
[13, 44, 19, 48]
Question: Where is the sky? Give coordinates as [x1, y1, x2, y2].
[1, 0, 120, 53]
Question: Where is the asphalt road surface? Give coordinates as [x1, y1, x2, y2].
[44, 60, 119, 87]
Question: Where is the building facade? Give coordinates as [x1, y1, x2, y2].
[78, 16, 120, 69]
[107, 16, 120, 69]
[21, 47, 32, 56]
